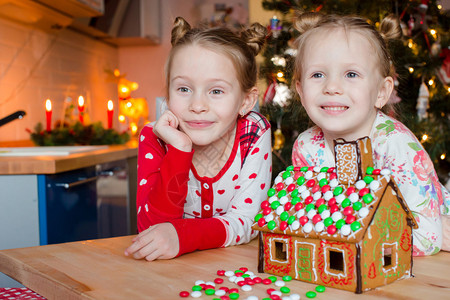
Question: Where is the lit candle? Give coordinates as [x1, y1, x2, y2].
[45, 99, 52, 132]
[107, 100, 114, 129]
[78, 95, 85, 125]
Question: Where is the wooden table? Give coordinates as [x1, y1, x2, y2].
[0, 236, 448, 299]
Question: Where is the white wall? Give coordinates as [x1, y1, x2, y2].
[0, 18, 118, 142]
[0, 0, 254, 142]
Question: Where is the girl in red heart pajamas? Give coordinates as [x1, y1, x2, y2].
[125, 17, 271, 260]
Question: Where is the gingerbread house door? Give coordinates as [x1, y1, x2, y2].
[294, 240, 317, 283]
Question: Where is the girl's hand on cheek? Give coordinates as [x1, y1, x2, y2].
[124, 223, 180, 261]
[153, 110, 192, 152]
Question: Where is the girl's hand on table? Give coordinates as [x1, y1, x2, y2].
[124, 223, 179, 261]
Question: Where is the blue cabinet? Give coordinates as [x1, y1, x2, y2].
[40, 166, 98, 244]
[38, 159, 131, 245]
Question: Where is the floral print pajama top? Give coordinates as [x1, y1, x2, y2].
[292, 111, 449, 256]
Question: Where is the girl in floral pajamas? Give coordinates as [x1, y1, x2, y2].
[290, 12, 449, 256]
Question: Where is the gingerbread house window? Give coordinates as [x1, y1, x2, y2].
[275, 241, 287, 261]
[328, 250, 344, 272]
[383, 245, 393, 267]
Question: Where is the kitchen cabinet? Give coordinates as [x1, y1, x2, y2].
[0, 175, 40, 287]
[70, 0, 161, 46]
[0, 144, 137, 287]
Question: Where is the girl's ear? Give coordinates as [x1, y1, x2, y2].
[375, 76, 394, 109]
[240, 87, 258, 115]
[295, 80, 304, 104]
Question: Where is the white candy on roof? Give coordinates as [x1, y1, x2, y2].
[285, 177, 294, 185]
[380, 168, 391, 176]
[315, 222, 325, 232]
[341, 224, 351, 236]
[369, 180, 381, 190]
[291, 220, 300, 230]
[358, 207, 369, 218]
[303, 223, 313, 233]
[276, 206, 284, 215]
[279, 196, 289, 205]
[355, 180, 366, 189]
[320, 210, 330, 219]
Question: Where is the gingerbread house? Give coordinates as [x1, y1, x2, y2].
[252, 137, 418, 293]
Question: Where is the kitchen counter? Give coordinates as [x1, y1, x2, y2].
[0, 141, 138, 175]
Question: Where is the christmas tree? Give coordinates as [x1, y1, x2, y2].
[259, 0, 450, 183]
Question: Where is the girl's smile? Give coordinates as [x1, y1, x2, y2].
[185, 120, 215, 128]
[320, 103, 349, 114]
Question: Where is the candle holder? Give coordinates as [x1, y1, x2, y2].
[29, 121, 130, 146]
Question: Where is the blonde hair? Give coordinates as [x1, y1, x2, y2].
[292, 12, 402, 114]
[165, 17, 267, 96]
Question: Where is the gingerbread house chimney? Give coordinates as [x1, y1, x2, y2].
[334, 136, 373, 185]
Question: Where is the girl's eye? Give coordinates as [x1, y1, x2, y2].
[312, 73, 324, 78]
[178, 87, 191, 93]
[346, 72, 358, 78]
[210, 89, 224, 95]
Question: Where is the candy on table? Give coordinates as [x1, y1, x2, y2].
[315, 285, 326, 293]
[305, 290, 316, 298]
[179, 267, 327, 299]
[191, 290, 202, 298]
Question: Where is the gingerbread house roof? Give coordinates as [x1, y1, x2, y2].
[252, 137, 418, 243]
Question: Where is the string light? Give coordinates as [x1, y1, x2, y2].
[121, 86, 129, 94]
[428, 79, 434, 86]
[430, 29, 437, 39]
[277, 71, 284, 79]
[118, 115, 126, 123]
[421, 134, 428, 142]
[437, 4, 442, 9]
[130, 123, 138, 135]
[271, 56, 286, 67]
[408, 39, 414, 48]
[408, 67, 414, 73]
[441, 154, 446, 160]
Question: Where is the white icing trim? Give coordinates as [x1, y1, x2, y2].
[268, 236, 290, 264]
[381, 242, 398, 274]
[323, 246, 347, 278]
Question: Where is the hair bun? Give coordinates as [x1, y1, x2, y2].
[240, 23, 268, 56]
[171, 17, 191, 46]
[293, 11, 325, 34]
[379, 14, 402, 41]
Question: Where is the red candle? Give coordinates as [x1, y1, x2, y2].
[107, 100, 114, 129]
[45, 99, 52, 132]
[78, 95, 85, 125]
